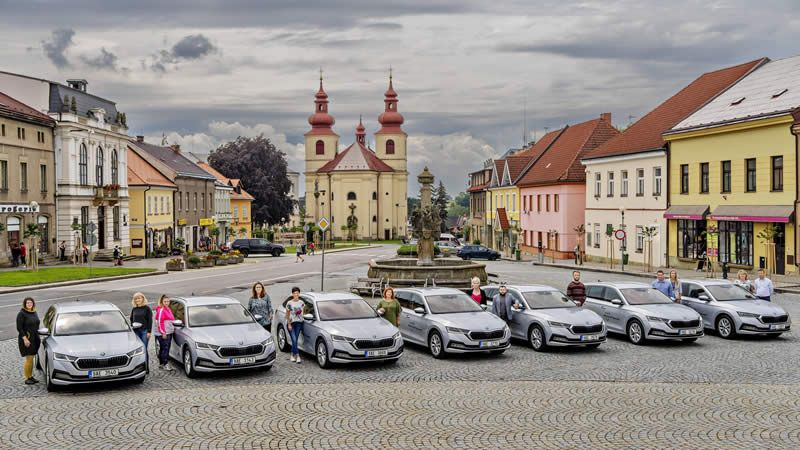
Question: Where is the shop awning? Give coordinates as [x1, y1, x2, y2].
[709, 205, 793, 223]
[664, 205, 709, 220]
[495, 208, 510, 230]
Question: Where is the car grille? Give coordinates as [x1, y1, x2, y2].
[469, 329, 505, 340]
[761, 315, 788, 324]
[571, 324, 603, 334]
[353, 338, 394, 350]
[218, 345, 264, 357]
[669, 319, 700, 329]
[76, 355, 129, 370]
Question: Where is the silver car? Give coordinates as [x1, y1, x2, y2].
[274, 292, 403, 369]
[394, 288, 511, 358]
[680, 279, 792, 338]
[167, 296, 276, 377]
[435, 241, 459, 257]
[584, 282, 704, 344]
[484, 285, 606, 351]
[36, 301, 147, 391]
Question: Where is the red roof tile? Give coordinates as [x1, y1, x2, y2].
[585, 59, 766, 159]
[467, 183, 487, 192]
[317, 141, 394, 173]
[510, 128, 566, 184]
[496, 208, 510, 230]
[0, 92, 54, 125]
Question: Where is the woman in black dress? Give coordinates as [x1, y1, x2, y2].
[16, 297, 41, 385]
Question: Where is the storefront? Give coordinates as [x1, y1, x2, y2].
[665, 205, 709, 267]
[709, 205, 793, 275]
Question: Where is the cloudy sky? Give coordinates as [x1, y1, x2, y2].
[2, 0, 798, 196]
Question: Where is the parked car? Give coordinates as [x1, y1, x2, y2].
[394, 288, 511, 358]
[680, 279, 791, 338]
[434, 241, 460, 257]
[167, 296, 276, 377]
[231, 238, 285, 257]
[457, 244, 499, 261]
[483, 285, 606, 351]
[274, 292, 403, 369]
[583, 282, 704, 344]
[36, 301, 147, 391]
[439, 233, 462, 246]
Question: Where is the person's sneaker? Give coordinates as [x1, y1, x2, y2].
[24, 378, 35, 385]
[30, 377, 39, 384]
[290, 355, 296, 362]
[296, 355, 302, 363]
[158, 364, 167, 370]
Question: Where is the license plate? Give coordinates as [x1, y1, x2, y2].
[88, 369, 118, 378]
[770, 324, 786, 330]
[479, 340, 500, 348]
[365, 350, 388, 357]
[679, 329, 697, 335]
[230, 356, 256, 365]
[581, 335, 599, 341]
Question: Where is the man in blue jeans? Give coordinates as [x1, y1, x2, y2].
[651, 270, 674, 299]
[285, 286, 306, 363]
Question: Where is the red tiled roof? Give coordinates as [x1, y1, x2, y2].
[585, 59, 766, 159]
[518, 117, 619, 185]
[467, 183, 487, 192]
[496, 208, 510, 230]
[317, 141, 394, 173]
[510, 127, 566, 184]
[0, 92, 55, 126]
[127, 147, 176, 188]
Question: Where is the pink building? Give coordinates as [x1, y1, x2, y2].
[517, 114, 618, 259]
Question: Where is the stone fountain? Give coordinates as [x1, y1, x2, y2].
[366, 168, 488, 288]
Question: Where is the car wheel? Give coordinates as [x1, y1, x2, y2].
[183, 346, 197, 378]
[44, 359, 56, 392]
[529, 324, 547, 351]
[716, 315, 736, 339]
[428, 331, 445, 359]
[272, 249, 281, 257]
[276, 325, 290, 352]
[241, 249, 249, 258]
[316, 340, 330, 369]
[627, 320, 645, 345]
[586, 343, 602, 349]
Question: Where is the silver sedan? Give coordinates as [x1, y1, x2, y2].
[680, 279, 791, 338]
[36, 301, 147, 391]
[394, 288, 510, 358]
[584, 282, 704, 344]
[274, 292, 403, 369]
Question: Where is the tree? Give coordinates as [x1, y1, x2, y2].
[433, 181, 449, 232]
[238, 227, 248, 238]
[208, 134, 293, 226]
[407, 197, 420, 212]
[447, 200, 468, 219]
[453, 192, 470, 208]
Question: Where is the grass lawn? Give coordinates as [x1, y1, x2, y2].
[0, 267, 157, 286]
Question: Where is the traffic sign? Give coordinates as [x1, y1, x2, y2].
[303, 225, 310, 233]
[86, 233, 98, 246]
[86, 222, 97, 233]
[318, 217, 330, 232]
[614, 229, 626, 241]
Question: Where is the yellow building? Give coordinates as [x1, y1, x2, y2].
[127, 148, 176, 256]
[484, 148, 538, 253]
[197, 162, 254, 239]
[663, 56, 799, 275]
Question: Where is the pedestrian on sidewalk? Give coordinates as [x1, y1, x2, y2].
[566, 271, 586, 306]
[669, 270, 682, 303]
[248, 282, 273, 332]
[130, 293, 153, 373]
[10, 243, 20, 267]
[113, 246, 121, 266]
[16, 297, 40, 385]
[308, 242, 315, 256]
[651, 270, 674, 299]
[295, 246, 305, 263]
[59, 241, 66, 261]
[20, 242, 26, 268]
[82, 245, 89, 264]
[285, 287, 305, 363]
[154, 295, 175, 371]
[734, 270, 754, 294]
[469, 277, 490, 305]
[491, 284, 519, 323]
[753, 269, 774, 301]
[377, 286, 402, 327]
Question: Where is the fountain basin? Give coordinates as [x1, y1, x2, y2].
[367, 258, 487, 288]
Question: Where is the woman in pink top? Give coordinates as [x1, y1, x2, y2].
[470, 277, 489, 305]
[154, 295, 175, 371]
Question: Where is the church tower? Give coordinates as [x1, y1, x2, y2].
[375, 71, 407, 173]
[304, 74, 339, 173]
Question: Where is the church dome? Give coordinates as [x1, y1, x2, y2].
[307, 77, 336, 134]
[377, 74, 404, 134]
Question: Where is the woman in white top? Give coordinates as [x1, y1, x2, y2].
[669, 271, 681, 303]
[734, 270, 754, 294]
[285, 287, 306, 364]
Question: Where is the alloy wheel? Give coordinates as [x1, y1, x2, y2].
[316, 341, 328, 368]
[717, 316, 733, 338]
[429, 332, 443, 357]
[530, 327, 543, 350]
[628, 321, 643, 344]
[183, 350, 192, 374]
[277, 327, 288, 352]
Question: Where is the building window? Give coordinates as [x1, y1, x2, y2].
[111, 149, 118, 185]
[178, 191, 182, 211]
[635, 169, 644, 196]
[607, 172, 614, 197]
[243, 206, 248, 218]
[636, 226, 643, 253]
[147, 196, 151, 215]
[167, 197, 171, 214]
[700, 162, 709, 194]
[186, 192, 190, 211]
[746, 158, 756, 192]
[234, 206, 238, 217]
[653, 167, 662, 196]
[315, 140, 324, 155]
[40, 164, 47, 192]
[721, 160, 731, 193]
[160, 196, 164, 215]
[81, 206, 89, 243]
[17, 127, 25, 140]
[621, 170, 628, 197]
[545, 195, 550, 212]
[113, 206, 120, 240]
[372, 191, 377, 200]
[96, 147, 104, 187]
[386, 139, 395, 154]
[194, 193, 198, 211]
[680, 164, 689, 194]
[719, 221, 753, 266]
[202, 193, 206, 212]
[537, 194, 541, 212]
[554, 194, 559, 212]
[772, 156, 783, 191]
[20, 162, 27, 191]
[0, 160, 7, 190]
[677, 219, 705, 260]
[1, 124, 4, 136]
[79, 143, 88, 185]
[595, 173, 601, 197]
[593, 224, 600, 248]
[512, 193, 516, 211]
[506, 194, 509, 210]
[347, 192, 357, 200]
[586, 224, 592, 247]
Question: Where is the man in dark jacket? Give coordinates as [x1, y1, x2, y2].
[10, 243, 20, 267]
[566, 271, 587, 306]
[491, 284, 519, 322]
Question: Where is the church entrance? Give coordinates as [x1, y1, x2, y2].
[385, 229, 390, 241]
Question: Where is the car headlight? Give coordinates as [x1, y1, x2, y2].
[646, 316, 669, 322]
[53, 352, 78, 362]
[547, 321, 570, 328]
[393, 331, 402, 340]
[262, 336, 274, 346]
[195, 342, 220, 351]
[127, 346, 144, 357]
[737, 312, 760, 318]
[331, 335, 355, 343]
[446, 326, 469, 334]
[503, 324, 509, 333]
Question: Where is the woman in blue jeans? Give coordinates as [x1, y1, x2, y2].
[285, 286, 305, 364]
[129, 293, 153, 373]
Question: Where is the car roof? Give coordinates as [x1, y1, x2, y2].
[302, 292, 366, 302]
[681, 278, 732, 286]
[395, 287, 466, 295]
[497, 284, 559, 292]
[585, 281, 651, 289]
[53, 301, 120, 313]
[176, 296, 241, 306]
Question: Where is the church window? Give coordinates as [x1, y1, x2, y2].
[315, 140, 324, 155]
[389, 103, 393, 110]
[347, 192, 357, 200]
[386, 139, 395, 154]
[318, 104, 323, 111]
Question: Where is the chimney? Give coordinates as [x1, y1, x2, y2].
[170, 144, 181, 153]
[67, 79, 88, 92]
[600, 113, 612, 123]
[136, 135, 144, 143]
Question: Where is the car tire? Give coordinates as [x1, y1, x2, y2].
[586, 343, 602, 349]
[183, 346, 197, 378]
[428, 331, 445, 359]
[276, 325, 290, 353]
[241, 249, 249, 258]
[489, 256, 498, 261]
[316, 339, 331, 369]
[462, 255, 470, 260]
[715, 315, 736, 339]
[529, 324, 547, 351]
[272, 249, 281, 257]
[626, 319, 646, 345]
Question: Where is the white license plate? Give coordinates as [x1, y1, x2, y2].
[479, 340, 500, 348]
[679, 329, 697, 335]
[770, 324, 787, 330]
[365, 350, 388, 357]
[88, 369, 118, 378]
[230, 356, 256, 365]
[581, 335, 600, 341]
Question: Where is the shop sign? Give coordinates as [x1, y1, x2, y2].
[199, 218, 215, 226]
[132, 239, 143, 248]
[177, 219, 187, 225]
[0, 204, 40, 213]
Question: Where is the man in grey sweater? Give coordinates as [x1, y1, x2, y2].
[491, 284, 519, 322]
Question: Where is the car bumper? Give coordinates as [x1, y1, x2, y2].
[329, 340, 404, 363]
[737, 318, 791, 334]
[548, 332, 607, 346]
[647, 323, 704, 340]
[50, 356, 147, 386]
[445, 333, 511, 353]
[194, 344, 277, 372]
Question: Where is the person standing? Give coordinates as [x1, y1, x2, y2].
[11, 243, 20, 267]
[82, 245, 89, 264]
[59, 241, 66, 261]
[130, 293, 153, 373]
[308, 242, 315, 256]
[469, 277, 490, 305]
[20, 242, 26, 268]
[248, 282, 273, 332]
[669, 270, 682, 303]
[113, 246, 121, 266]
[295, 246, 305, 263]
[566, 271, 586, 306]
[285, 287, 305, 363]
[154, 295, 175, 371]
[377, 286, 402, 327]
[651, 270, 674, 299]
[734, 270, 754, 294]
[491, 284, 519, 323]
[753, 269, 774, 301]
[16, 297, 40, 385]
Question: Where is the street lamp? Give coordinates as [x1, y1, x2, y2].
[619, 206, 626, 272]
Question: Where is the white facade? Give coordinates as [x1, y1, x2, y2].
[214, 181, 233, 243]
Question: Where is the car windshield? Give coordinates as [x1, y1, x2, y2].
[521, 290, 577, 309]
[187, 304, 253, 327]
[317, 298, 377, 321]
[707, 284, 756, 301]
[55, 311, 130, 336]
[426, 293, 483, 314]
[621, 288, 673, 305]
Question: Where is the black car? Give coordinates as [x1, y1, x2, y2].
[457, 245, 500, 261]
[231, 238, 285, 257]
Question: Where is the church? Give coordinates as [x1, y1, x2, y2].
[304, 74, 408, 241]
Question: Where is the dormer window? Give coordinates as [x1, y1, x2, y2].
[730, 97, 745, 106]
[772, 88, 788, 99]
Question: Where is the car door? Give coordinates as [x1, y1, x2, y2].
[583, 285, 608, 323]
[395, 292, 417, 344]
[680, 283, 712, 325]
[299, 297, 315, 353]
[404, 293, 427, 343]
[169, 300, 188, 359]
[39, 306, 56, 366]
[603, 287, 626, 331]
[506, 289, 528, 339]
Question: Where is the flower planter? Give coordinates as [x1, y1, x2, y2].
[228, 257, 239, 264]
[237, 256, 245, 263]
[215, 258, 228, 266]
[186, 262, 201, 269]
[166, 262, 185, 271]
[201, 259, 214, 267]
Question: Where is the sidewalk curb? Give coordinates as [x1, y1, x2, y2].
[0, 270, 166, 294]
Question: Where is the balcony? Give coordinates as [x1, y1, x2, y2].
[93, 184, 120, 206]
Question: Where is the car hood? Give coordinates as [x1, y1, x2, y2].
[718, 300, 788, 316]
[50, 331, 141, 357]
[188, 323, 270, 346]
[430, 311, 507, 331]
[629, 303, 699, 320]
[318, 317, 397, 339]
[523, 307, 603, 325]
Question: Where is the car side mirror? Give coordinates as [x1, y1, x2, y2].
[611, 299, 623, 306]
[253, 314, 263, 321]
[414, 307, 425, 315]
[132, 321, 142, 329]
[172, 319, 184, 327]
[37, 327, 50, 336]
[377, 310, 385, 316]
[481, 304, 488, 311]
[698, 295, 709, 301]
[303, 313, 315, 321]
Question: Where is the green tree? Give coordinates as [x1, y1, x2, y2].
[407, 197, 420, 212]
[453, 191, 470, 208]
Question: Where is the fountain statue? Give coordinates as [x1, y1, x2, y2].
[410, 167, 441, 266]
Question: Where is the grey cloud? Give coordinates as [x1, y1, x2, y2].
[42, 28, 75, 68]
[81, 47, 118, 70]
[363, 22, 403, 30]
[170, 34, 218, 59]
